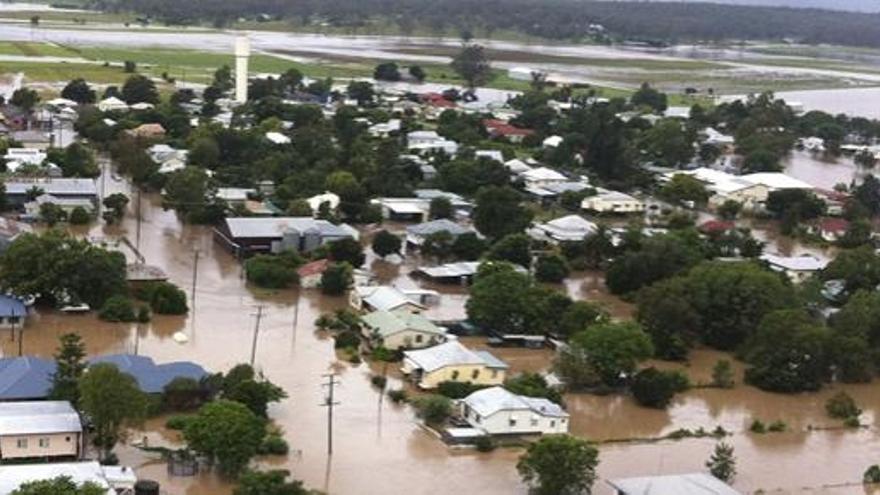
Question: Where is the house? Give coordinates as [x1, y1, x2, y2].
[306, 192, 341, 213]
[124, 123, 166, 140]
[4, 147, 47, 165]
[662, 168, 812, 211]
[413, 189, 473, 213]
[698, 220, 736, 236]
[88, 354, 208, 394]
[0, 356, 56, 401]
[265, 131, 291, 145]
[402, 340, 508, 389]
[361, 309, 447, 350]
[405, 219, 475, 246]
[97, 96, 129, 112]
[542, 135, 564, 148]
[5, 178, 99, 210]
[25, 193, 96, 219]
[298, 259, 330, 289]
[368, 119, 401, 137]
[814, 217, 850, 242]
[350, 285, 428, 313]
[520, 167, 568, 188]
[582, 190, 645, 214]
[607, 473, 741, 495]
[483, 119, 534, 143]
[0, 461, 137, 495]
[801, 136, 826, 153]
[11, 130, 51, 150]
[372, 198, 431, 222]
[214, 217, 356, 256]
[215, 187, 255, 207]
[475, 150, 504, 163]
[0, 294, 27, 329]
[761, 253, 828, 283]
[407, 130, 459, 155]
[415, 261, 528, 284]
[0, 217, 33, 252]
[702, 127, 735, 147]
[530, 215, 597, 243]
[0, 401, 82, 461]
[504, 158, 533, 175]
[664, 106, 692, 119]
[459, 386, 568, 436]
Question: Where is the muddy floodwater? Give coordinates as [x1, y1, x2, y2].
[3, 172, 880, 494]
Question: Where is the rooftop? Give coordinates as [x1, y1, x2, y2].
[362, 309, 446, 339]
[224, 217, 353, 239]
[404, 340, 508, 373]
[5, 178, 98, 196]
[761, 253, 828, 272]
[0, 356, 55, 400]
[0, 462, 134, 495]
[406, 219, 473, 237]
[0, 400, 81, 436]
[89, 354, 208, 394]
[355, 285, 425, 312]
[607, 473, 741, 495]
[462, 386, 567, 418]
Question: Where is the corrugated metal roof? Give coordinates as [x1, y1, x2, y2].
[0, 400, 82, 435]
[88, 354, 208, 394]
[404, 341, 507, 373]
[224, 217, 353, 240]
[406, 219, 473, 237]
[362, 309, 446, 338]
[356, 286, 425, 312]
[0, 356, 55, 400]
[5, 178, 98, 196]
[462, 386, 566, 418]
[0, 462, 119, 495]
[608, 473, 742, 495]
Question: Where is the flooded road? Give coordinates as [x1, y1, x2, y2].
[1, 179, 880, 494]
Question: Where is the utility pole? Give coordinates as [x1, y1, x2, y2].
[133, 324, 140, 356]
[320, 373, 341, 456]
[9, 307, 14, 342]
[17, 325, 23, 357]
[135, 187, 142, 252]
[190, 249, 200, 308]
[249, 305, 265, 366]
[291, 296, 299, 344]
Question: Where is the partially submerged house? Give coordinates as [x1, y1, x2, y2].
[88, 354, 208, 395]
[350, 285, 434, 313]
[402, 340, 508, 389]
[405, 219, 475, 247]
[214, 217, 356, 256]
[0, 401, 82, 461]
[361, 309, 447, 350]
[0, 356, 55, 401]
[529, 215, 598, 243]
[582, 190, 645, 214]
[761, 253, 828, 283]
[607, 473, 741, 495]
[5, 178, 98, 209]
[297, 259, 330, 289]
[0, 461, 137, 495]
[459, 386, 568, 436]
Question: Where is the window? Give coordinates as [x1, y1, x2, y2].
[509, 418, 517, 427]
[550, 421, 556, 428]
[16, 438, 27, 449]
[8, 316, 20, 325]
[530, 418, 539, 427]
[471, 369, 480, 380]
[451, 370, 460, 380]
[491, 370, 498, 379]
[415, 334, 423, 344]
[65, 436, 71, 442]
[475, 414, 481, 424]
[39, 438, 50, 448]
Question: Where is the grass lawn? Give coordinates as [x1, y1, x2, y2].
[0, 41, 80, 57]
[0, 61, 133, 84]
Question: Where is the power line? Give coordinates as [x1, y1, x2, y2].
[250, 305, 265, 366]
[320, 373, 341, 456]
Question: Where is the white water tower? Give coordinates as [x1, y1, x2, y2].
[234, 35, 250, 103]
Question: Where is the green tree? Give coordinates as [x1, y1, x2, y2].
[222, 364, 287, 418]
[373, 62, 402, 81]
[717, 200, 742, 220]
[743, 149, 781, 172]
[162, 166, 214, 223]
[123, 60, 137, 73]
[320, 262, 353, 296]
[98, 295, 137, 322]
[39, 202, 67, 226]
[504, 373, 562, 404]
[121, 74, 159, 104]
[372, 230, 402, 258]
[68, 206, 91, 225]
[184, 400, 266, 477]
[640, 119, 694, 167]
[429, 197, 454, 220]
[12, 477, 106, 495]
[245, 253, 302, 289]
[636, 279, 701, 360]
[474, 186, 533, 240]
[630, 82, 667, 112]
[421, 230, 456, 262]
[409, 65, 426, 82]
[346, 81, 375, 105]
[327, 237, 365, 267]
[706, 442, 737, 484]
[558, 301, 606, 339]
[451, 232, 487, 260]
[450, 43, 491, 88]
[660, 174, 709, 205]
[102, 193, 129, 224]
[412, 394, 453, 424]
[61, 78, 96, 104]
[148, 282, 188, 314]
[605, 233, 704, 295]
[630, 367, 687, 408]
[234, 470, 310, 495]
[744, 310, 831, 393]
[286, 199, 313, 217]
[486, 233, 531, 267]
[466, 263, 543, 335]
[711, 359, 735, 388]
[49, 333, 87, 405]
[823, 247, 880, 296]
[10, 88, 40, 112]
[535, 254, 570, 283]
[571, 321, 653, 387]
[826, 391, 861, 420]
[79, 363, 149, 460]
[517, 435, 599, 495]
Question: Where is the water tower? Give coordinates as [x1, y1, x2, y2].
[234, 35, 250, 103]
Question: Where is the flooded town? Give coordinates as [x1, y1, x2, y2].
[5, 1, 880, 495]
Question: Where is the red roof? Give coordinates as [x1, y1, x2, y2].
[698, 220, 735, 234]
[483, 119, 534, 137]
[297, 259, 329, 278]
[819, 217, 849, 233]
[420, 93, 455, 108]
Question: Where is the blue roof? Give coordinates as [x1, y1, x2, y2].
[0, 295, 27, 318]
[88, 354, 208, 394]
[0, 356, 55, 400]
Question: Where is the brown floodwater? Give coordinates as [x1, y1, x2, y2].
[4, 172, 880, 494]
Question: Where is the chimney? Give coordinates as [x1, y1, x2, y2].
[234, 35, 250, 103]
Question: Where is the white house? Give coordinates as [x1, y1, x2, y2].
[801, 136, 826, 153]
[582, 189, 645, 214]
[542, 135, 564, 148]
[369, 119, 401, 137]
[405, 219, 475, 247]
[307, 192, 341, 213]
[265, 131, 292, 145]
[520, 167, 568, 188]
[97, 97, 128, 113]
[761, 253, 828, 283]
[407, 130, 459, 155]
[4, 148, 47, 166]
[608, 473, 741, 495]
[350, 285, 429, 313]
[459, 386, 568, 436]
[475, 149, 504, 163]
[530, 215, 597, 243]
[0, 462, 137, 495]
[504, 158, 533, 176]
[361, 309, 447, 350]
[0, 401, 82, 461]
[662, 168, 813, 211]
[702, 127, 735, 147]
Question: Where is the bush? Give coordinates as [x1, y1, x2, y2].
[711, 359, 735, 389]
[630, 367, 687, 409]
[370, 346, 398, 362]
[245, 253, 302, 289]
[388, 389, 409, 403]
[767, 420, 787, 432]
[165, 415, 193, 431]
[371, 375, 388, 389]
[437, 381, 485, 399]
[504, 373, 563, 405]
[68, 206, 91, 225]
[749, 419, 766, 433]
[412, 394, 452, 424]
[162, 377, 206, 412]
[320, 262, 353, 296]
[334, 330, 360, 349]
[474, 435, 496, 452]
[865, 465, 880, 484]
[149, 282, 188, 315]
[258, 433, 290, 455]
[534, 254, 571, 283]
[826, 391, 861, 420]
[98, 295, 137, 322]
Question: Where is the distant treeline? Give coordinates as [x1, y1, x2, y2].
[92, 0, 880, 47]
